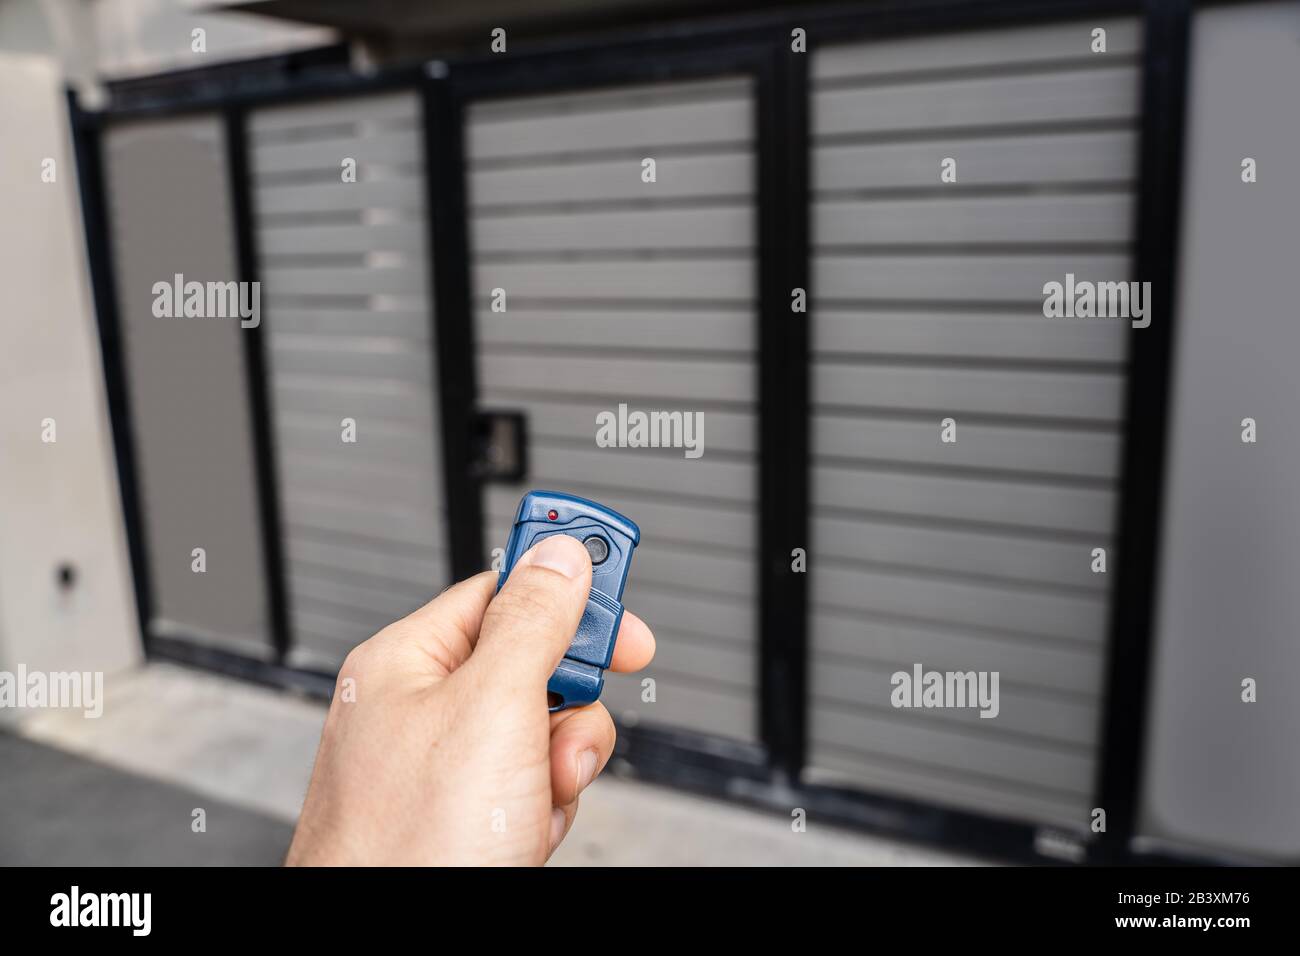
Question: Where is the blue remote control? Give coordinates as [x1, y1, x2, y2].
[496, 491, 640, 711]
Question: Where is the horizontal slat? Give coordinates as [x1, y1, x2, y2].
[479, 395, 756, 455]
[808, 748, 1087, 828]
[814, 414, 1121, 477]
[814, 362, 1125, 422]
[641, 630, 755, 690]
[813, 309, 1128, 363]
[525, 445, 755, 505]
[813, 66, 1140, 136]
[275, 381, 436, 429]
[262, 264, 426, 296]
[265, 308, 430, 339]
[814, 130, 1139, 191]
[623, 581, 755, 644]
[288, 642, 351, 673]
[812, 609, 1103, 695]
[290, 595, 397, 637]
[602, 670, 754, 742]
[633, 545, 753, 600]
[258, 222, 425, 257]
[479, 352, 753, 402]
[286, 532, 446, 593]
[255, 178, 423, 215]
[250, 93, 418, 134]
[468, 93, 752, 160]
[814, 192, 1134, 246]
[812, 564, 1106, 643]
[269, 338, 433, 383]
[815, 463, 1114, 535]
[473, 259, 754, 301]
[813, 253, 1131, 303]
[290, 610, 373, 658]
[473, 204, 753, 252]
[252, 129, 421, 175]
[812, 703, 1093, 793]
[485, 485, 754, 553]
[470, 77, 749, 122]
[813, 18, 1141, 81]
[280, 492, 443, 551]
[277, 415, 443, 467]
[471, 153, 753, 206]
[476, 308, 754, 352]
[289, 572, 430, 622]
[278, 453, 442, 511]
[811, 658, 1097, 747]
[812, 513, 1109, 591]
[275, 398, 434, 434]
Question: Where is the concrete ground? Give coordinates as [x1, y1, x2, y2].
[13, 662, 978, 866]
[0, 731, 292, 865]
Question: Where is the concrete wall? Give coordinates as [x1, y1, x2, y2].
[1138, 0, 1300, 862]
[91, 0, 335, 78]
[0, 54, 142, 710]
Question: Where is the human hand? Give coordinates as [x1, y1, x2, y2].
[285, 534, 655, 866]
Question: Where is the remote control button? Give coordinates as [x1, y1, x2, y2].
[582, 535, 609, 565]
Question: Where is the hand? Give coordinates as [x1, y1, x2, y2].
[285, 534, 655, 866]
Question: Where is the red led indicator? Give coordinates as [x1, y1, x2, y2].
[547, 509, 558, 521]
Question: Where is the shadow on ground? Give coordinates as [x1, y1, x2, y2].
[0, 731, 292, 865]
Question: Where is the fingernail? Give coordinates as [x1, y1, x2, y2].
[527, 535, 589, 579]
[549, 807, 567, 849]
[576, 749, 599, 793]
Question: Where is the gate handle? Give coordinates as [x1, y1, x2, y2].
[471, 410, 527, 482]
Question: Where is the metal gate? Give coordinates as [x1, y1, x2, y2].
[805, 17, 1141, 829]
[99, 115, 273, 661]
[73, 0, 1193, 864]
[246, 91, 450, 671]
[463, 73, 763, 742]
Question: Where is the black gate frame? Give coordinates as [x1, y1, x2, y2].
[68, 0, 1224, 865]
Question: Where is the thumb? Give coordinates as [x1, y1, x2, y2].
[470, 534, 592, 692]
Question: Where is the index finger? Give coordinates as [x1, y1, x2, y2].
[609, 609, 655, 673]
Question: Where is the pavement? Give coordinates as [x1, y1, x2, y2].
[9, 662, 979, 866]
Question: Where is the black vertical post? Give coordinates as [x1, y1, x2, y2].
[756, 42, 811, 783]
[423, 70, 486, 579]
[1094, 0, 1192, 863]
[67, 92, 154, 647]
[225, 107, 292, 664]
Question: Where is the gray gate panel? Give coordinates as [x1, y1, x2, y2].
[248, 91, 449, 670]
[103, 116, 271, 658]
[468, 77, 760, 743]
[808, 17, 1141, 829]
